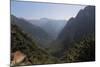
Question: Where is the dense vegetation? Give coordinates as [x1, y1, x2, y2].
[61, 34, 95, 62]
[11, 24, 60, 66]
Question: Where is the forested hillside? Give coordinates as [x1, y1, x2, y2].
[11, 24, 60, 66]
[48, 6, 95, 61]
[11, 15, 53, 48]
[61, 35, 95, 62]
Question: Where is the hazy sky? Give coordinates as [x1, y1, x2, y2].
[11, 1, 86, 20]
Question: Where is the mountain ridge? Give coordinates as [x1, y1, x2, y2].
[48, 6, 95, 58]
[11, 15, 53, 48]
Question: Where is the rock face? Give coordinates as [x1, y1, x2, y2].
[11, 51, 26, 66]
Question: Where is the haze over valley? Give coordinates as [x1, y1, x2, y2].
[11, 1, 95, 66]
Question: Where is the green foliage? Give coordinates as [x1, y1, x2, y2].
[62, 35, 95, 62]
[11, 24, 60, 66]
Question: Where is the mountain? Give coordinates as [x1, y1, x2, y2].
[11, 15, 53, 48]
[29, 18, 67, 39]
[11, 24, 60, 66]
[29, 18, 49, 27]
[48, 6, 95, 58]
[58, 6, 95, 42]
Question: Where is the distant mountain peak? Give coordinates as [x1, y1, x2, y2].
[40, 18, 50, 21]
